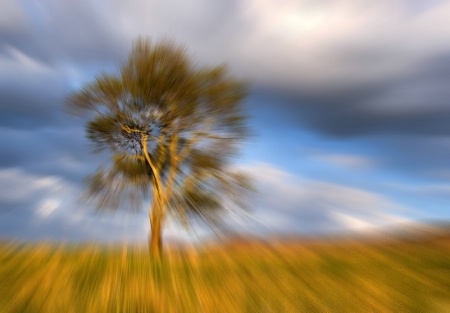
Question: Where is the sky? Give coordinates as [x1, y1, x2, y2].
[0, 0, 449, 243]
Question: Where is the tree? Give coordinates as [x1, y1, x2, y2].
[67, 38, 251, 258]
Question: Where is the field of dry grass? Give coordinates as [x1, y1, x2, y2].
[1, 230, 450, 312]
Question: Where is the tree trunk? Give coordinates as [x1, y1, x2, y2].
[142, 135, 165, 260]
[149, 203, 163, 259]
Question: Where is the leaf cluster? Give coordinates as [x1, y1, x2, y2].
[67, 38, 252, 228]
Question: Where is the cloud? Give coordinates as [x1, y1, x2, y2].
[36, 198, 60, 219]
[4, 0, 450, 138]
[0, 161, 412, 241]
[302, 149, 376, 169]
[0, 0, 28, 36]
[0, 167, 126, 241]
[222, 0, 450, 139]
[384, 182, 450, 201]
[0, 166, 194, 242]
[0, 168, 61, 207]
[233, 163, 411, 235]
[0, 125, 101, 187]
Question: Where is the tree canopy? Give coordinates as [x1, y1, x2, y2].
[67, 38, 252, 255]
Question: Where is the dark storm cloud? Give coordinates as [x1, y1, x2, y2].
[249, 46, 450, 179]
[0, 125, 106, 186]
[0, 0, 128, 67]
[275, 53, 450, 138]
[0, 70, 69, 129]
[249, 85, 450, 181]
[214, 0, 450, 141]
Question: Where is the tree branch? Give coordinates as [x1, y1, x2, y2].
[141, 134, 164, 200]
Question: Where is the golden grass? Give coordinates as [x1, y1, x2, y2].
[0, 231, 449, 312]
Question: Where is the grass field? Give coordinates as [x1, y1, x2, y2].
[1, 230, 450, 313]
